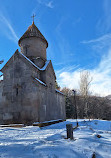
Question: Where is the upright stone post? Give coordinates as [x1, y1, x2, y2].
[66, 124, 73, 140]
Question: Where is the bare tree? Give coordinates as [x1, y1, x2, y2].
[79, 70, 93, 119]
[61, 87, 73, 97]
[79, 70, 92, 97]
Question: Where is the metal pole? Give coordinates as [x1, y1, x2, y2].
[72, 90, 78, 126]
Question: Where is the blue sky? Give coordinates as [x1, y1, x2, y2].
[0, 0, 111, 96]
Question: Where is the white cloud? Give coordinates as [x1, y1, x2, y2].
[37, 0, 54, 8]
[81, 33, 111, 44]
[0, 13, 19, 43]
[56, 48, 111, 97]
[90, 49, 111, 96]
[45, 1, 54, 8]
[81, 33, 111, 53]
[75, 30, 111, 96]
[96, 0, 111, 33]
[57, 70, 81, 90]
[103, 0, 111, 32]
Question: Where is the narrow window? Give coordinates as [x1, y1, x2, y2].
[16, 88, 18, 96]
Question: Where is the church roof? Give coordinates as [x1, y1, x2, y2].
[18, 22, 48, 48]
[1, 50, 50, 72]
[1, 50, 56, 80]
[20, 51, 50, 71]
[21, 52, 56, 79]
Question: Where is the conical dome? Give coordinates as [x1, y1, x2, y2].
[18, 22, 48, 61]
[18, 22, 48, 48]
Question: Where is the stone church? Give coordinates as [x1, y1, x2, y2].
[0, 20, 66, 125]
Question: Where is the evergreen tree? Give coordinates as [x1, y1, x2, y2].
[65, 96, 75, 118]
[55, 81, 60, 90]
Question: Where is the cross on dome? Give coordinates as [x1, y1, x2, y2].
[31, 14, 36, 24]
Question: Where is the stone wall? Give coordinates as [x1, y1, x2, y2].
[1, 53, 39, 124]
[0, 80, 7, 124]
[0, 52, 66, 125]
[0, 81, 3, 104]
[55, 91, 66, 120]
[20, 37, 47, 60]
[0, 81, 3, 124]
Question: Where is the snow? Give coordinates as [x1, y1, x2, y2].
[20, 52, 49, 71]
[35, 78, 47, 86]
[0, 124, 24, 128]
[34, 119, 62, 124]
[55, 89, 64, 95]
[40, 119, 62, 123]
[0, 74, 3, 78]
[0, 119, 111, 158]
[40, 60, 50, 70]
[20, 52, 41, 70]
[0, 74, 3, 81]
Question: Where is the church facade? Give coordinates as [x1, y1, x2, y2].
[0, 21, 66, 125]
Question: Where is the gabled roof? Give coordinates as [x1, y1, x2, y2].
[42, 60, 56, 79]
[1, 49, 50, 72]
[18, 22, 48, 48]
[20, 51, 50, 71]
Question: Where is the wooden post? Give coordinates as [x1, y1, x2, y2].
[66, 124, 73, 139]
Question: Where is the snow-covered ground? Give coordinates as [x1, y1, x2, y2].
[0, 119, 111, 158]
